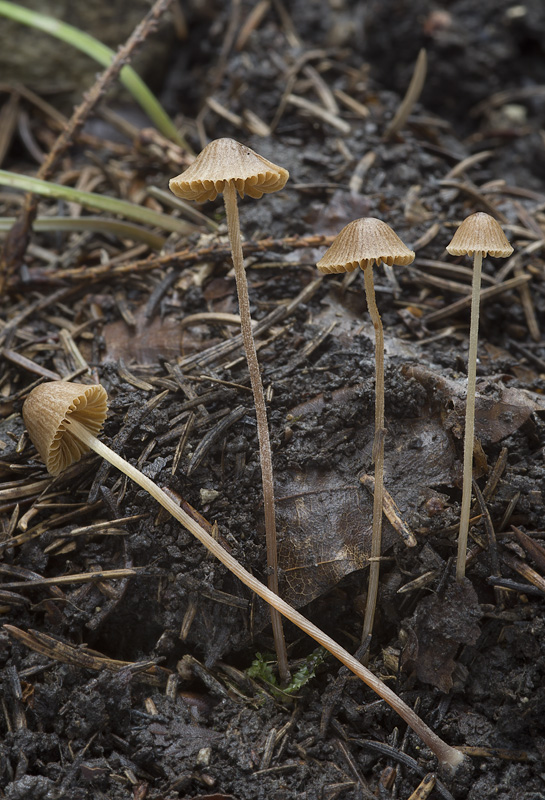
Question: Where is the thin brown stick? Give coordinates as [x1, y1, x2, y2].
[472, 478, 500, 578]
[4, 625, 169, 686]
[514, 262, 540, 342]
[384, 49, 427, 139]
[0, 568, 140, 589]
[439, 180, 509, 223]
[0, 0, 173, 290]
[9, 233, 337, 287]
[512, 526, 545, 573]
[423, 273, 530, 325]
[223, 182, 289, 682]
[407, 773, 436, 800]
[360, 475, 417, 547]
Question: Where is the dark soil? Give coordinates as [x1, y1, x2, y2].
[1, 2, 545, 799]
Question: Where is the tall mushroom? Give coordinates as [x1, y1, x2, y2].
[22, 380, 464, 772]
[446, 211, 513, 582]
[317, 218, 415, 646]
[169, 139, 289, 679]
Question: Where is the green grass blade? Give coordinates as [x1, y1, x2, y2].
[0, 216, 166, 249]
[0, 170, 198, 236]
[0, 0, 188, 148]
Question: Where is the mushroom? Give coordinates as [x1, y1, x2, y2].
[317, 218, 415, 644]
[22, 379, 464, 772]
[446, 211, 513, 582]
[169, 138, 289, 679]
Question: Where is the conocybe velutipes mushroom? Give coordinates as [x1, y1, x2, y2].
[446, 211, 513, 582]
[22, 380, 464, 772]
[317, 217, 415, 645]
[169, 138, 289, 679]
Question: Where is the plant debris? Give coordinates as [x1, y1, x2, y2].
[1, 0, 545, 797]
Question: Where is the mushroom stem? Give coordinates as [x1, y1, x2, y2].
[222, 181, 289, 682]
[361, 265, 385, 646]
[65, 416, 464, 772]
[456, 250, 483, 582]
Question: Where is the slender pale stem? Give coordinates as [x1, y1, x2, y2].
[457, 251, 483, 582]
[66, 417, 464, 771]
[361, 266, 385, 646]
[222, 182, 289, 682]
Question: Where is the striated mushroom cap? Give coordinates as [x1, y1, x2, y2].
[446, 212, 513, 258]
[316, 217, 415, 274]
[169, 138, 289, 202]
[23, 382, 108, 476]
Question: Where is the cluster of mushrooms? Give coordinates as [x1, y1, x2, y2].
[22, 138, 514, 772]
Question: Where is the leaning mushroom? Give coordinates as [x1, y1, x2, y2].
[317, 218, 415, 645]
[22, 380, 464, 772]
[169, 139, 289, 678]
[446, 211, 513, 582]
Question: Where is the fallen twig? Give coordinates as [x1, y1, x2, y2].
[384, 49, 427, 139]
[423, 273, 531, 325]
[4, 625, 169, 686]
[10, 234, 336, 286]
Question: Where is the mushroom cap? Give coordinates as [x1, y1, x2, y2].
[23, 382, 108, 476]
[446, 212, 513, 258]
[316, 217, 415, 274]
[169, 138, 289, 203]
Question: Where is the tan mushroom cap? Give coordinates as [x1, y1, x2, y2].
[23, 382, 108, 476]
[446, 212, 513, 258]
[169, 138, 289, 203]
[316, 217, 415, 274]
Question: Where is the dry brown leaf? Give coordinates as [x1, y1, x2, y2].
[276, 413, 457, 607]
[99, 310, 222, 365]
[401, 579, 482, 692]
[405, 364, 545, 444]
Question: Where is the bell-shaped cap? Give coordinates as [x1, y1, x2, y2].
[23, 382, 108, 476]
[316, 217, 415, 274]
[169, 138, 289, 203]
[446, 212, 513, 258]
